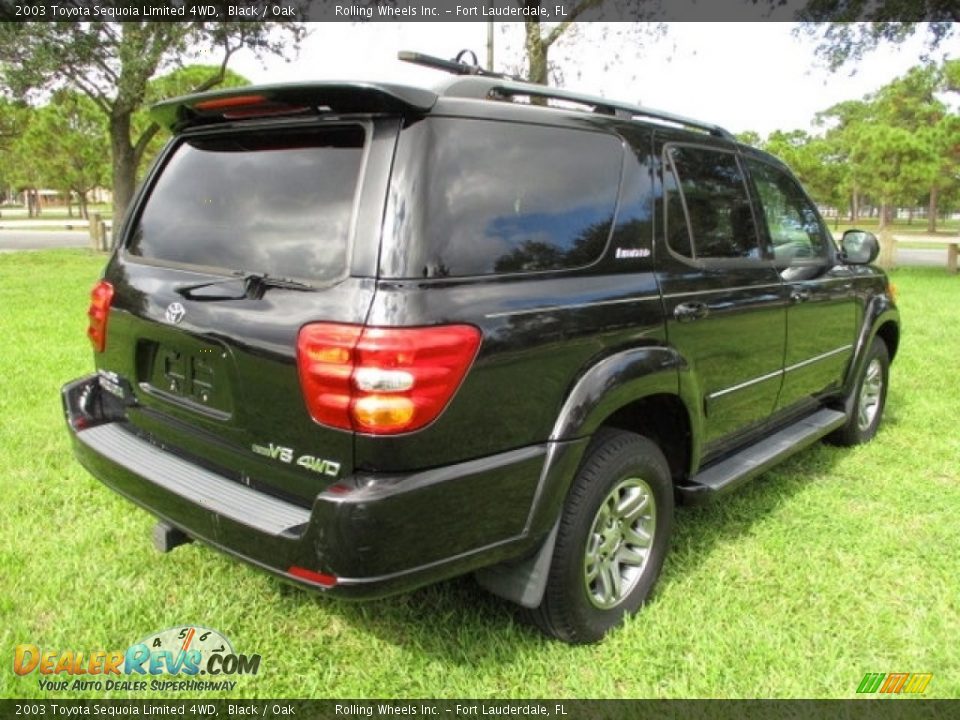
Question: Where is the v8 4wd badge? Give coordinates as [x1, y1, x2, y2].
[251, 442, 341, 477]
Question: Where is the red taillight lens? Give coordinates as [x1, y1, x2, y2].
[86, 280, 114, 353]
[296, 324, 482, 435]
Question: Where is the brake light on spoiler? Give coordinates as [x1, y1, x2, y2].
[297, 324, 482, 435]
[192, 94, 310, 120]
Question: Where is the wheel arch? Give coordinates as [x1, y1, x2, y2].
[476, 346, 697, 610]
[875, 319, 899, 361]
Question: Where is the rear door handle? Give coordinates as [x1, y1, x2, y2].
[673, 301, 709, 322]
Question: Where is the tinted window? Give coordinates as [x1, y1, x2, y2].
[664, 145, 759, 260]
[746, 158, 828, 264]
[129, 126, 365, 283]
[389, 119, 622, 278]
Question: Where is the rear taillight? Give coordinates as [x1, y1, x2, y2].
[86, 280, 114, 353]
[297, 324, 482, 435]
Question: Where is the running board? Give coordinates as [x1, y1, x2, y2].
[678, 408, 846, 505]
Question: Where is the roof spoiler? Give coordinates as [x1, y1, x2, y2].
[150, 82, 438, 132]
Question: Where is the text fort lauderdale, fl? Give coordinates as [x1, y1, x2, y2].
[335, 4, 568, 17]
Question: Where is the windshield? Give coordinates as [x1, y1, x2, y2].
[128, 125, 366, 283]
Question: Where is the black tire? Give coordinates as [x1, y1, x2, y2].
[527, 429, 673, 644]
[828, 337, 890, 447]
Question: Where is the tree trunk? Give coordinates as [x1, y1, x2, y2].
[67, 194, 73, 218]
[524, 18, 548, 85]
[878, 202, 887, 231]
[110, 110, 137, 227]
[927, 186, 938, 233]
[79, 192, 89, 220]
[27, 188, 40, 217]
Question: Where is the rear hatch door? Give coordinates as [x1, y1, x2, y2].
[100, 104, 404, 506]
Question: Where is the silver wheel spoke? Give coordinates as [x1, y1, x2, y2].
[618, 490, 650, 522]
[585, 560, 600, 583]
[617, 544, 647, 567]
[600, 562, 620, 604]
[583, 476, 657, 610]
[857, 358, 884, 431]
[623, 525, 652, 548]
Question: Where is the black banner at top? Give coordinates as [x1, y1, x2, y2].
[0, 0, 942, 23]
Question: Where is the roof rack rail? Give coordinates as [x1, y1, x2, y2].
[399, 50, 735, 141]
[441, 76, 736, 141]
[398, 50, 524, 83]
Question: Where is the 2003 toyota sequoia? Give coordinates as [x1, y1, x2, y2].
[63, 52, 899, 643]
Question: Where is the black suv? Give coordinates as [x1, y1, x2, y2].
[63, 54, 899, 643]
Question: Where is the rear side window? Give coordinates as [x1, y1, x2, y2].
[387, 119, 623, 278]
[664, 145, 760, 261]
[128, 126, 365, 283]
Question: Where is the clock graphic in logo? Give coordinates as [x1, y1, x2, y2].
[135, 625, 234, 670]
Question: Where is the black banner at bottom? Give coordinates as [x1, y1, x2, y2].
[0, 700, 956, 720]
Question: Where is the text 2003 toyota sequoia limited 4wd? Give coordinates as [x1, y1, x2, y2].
[63, 52, 899, 643]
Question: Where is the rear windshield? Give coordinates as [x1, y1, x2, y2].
[128, 125, 365, 283]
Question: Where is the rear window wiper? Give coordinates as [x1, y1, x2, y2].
[177, 272, 314, 301]
[240, 271, 314, 297]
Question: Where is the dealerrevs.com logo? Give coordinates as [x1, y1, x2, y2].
[14, 626, 260, 693]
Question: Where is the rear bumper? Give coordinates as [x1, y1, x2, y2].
[62, 374, 582, 598]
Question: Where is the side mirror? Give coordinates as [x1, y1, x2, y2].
[841, 230, 880, 265]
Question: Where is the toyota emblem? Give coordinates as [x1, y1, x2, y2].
[165, 302, 186, 324]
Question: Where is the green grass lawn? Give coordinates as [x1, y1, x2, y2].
[1, 250, 958, 699]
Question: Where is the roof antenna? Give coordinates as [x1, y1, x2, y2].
[398, 50, 523, 82]
[454, 49, 479, 68]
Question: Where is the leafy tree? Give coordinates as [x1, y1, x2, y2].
[133, 64, 250, 180]
[797, 4, 957, 71]
[20, 92, 109, 219]
[521, 0, 605, 84]
[0, 22, 304, 222]
[515, 4, 663, 84]
[870, 63, 957, 231]
[762, 129, 848, 221]
[814, 100, 873, 221]
[0, 99, 27, 206]
[848, 123, 935, 229]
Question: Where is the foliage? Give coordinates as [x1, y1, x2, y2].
[133, 64, 250, 180]
[796, 5, 958, 71]
[0, 98, 28, 203]
[18, 92, 109, 218]
[0, 22, 304, 220]
[515, 4, 664, 84]
[747, 59, 960, 229]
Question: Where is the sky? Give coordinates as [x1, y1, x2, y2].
[227, 22, 949, 138]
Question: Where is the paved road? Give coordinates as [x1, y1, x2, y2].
[0, 229, 91, 252]
[0, 229, 955, 270]
[896, 248, 951, 267]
